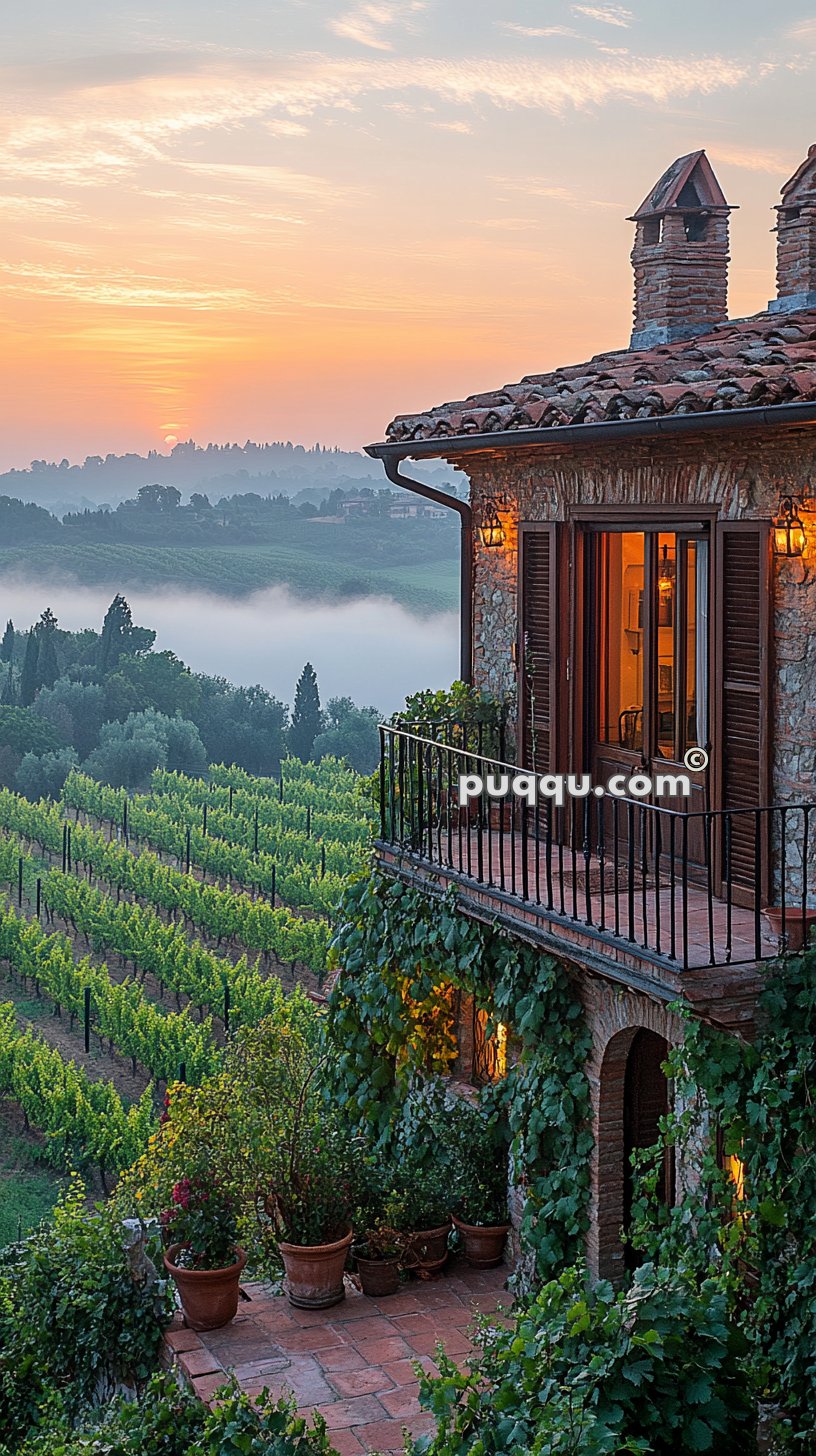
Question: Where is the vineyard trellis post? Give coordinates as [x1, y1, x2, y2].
[83, 986, 91, 1054]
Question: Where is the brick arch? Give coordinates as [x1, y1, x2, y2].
[579, 978, 683, 1284]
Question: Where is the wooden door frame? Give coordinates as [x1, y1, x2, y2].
[567, 504, 720, 809]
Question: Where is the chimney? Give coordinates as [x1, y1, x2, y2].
[769, 144, 816, 314]
[628, 151, 735, 350]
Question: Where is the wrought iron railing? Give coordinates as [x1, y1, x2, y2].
[377, 724, 816, 972]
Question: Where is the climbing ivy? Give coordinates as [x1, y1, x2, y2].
[629, 947, 816, 1448]
[327, 873, 593, 1281]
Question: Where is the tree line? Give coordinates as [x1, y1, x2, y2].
[0, 597, 381, 798]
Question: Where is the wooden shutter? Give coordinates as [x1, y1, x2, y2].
[715, 522, 770, 891]
[519, 525, 558, 773]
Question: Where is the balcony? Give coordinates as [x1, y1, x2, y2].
[376, 724, 816, 1024]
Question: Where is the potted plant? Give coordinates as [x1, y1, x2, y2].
[258, 1042, 362, 1309]
[762, 904, 816, 954]
[352, 1223, 406, 1298]
[352, 1169, 409, 1297]
[264, 1117, 358, 1309]
[394, 1157, 452, 1276]
[447, 1103, 511, 1269]
[161, 1174, 245, 1330]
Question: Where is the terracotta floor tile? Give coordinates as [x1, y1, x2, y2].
[325, 1431, 366, 1456]
[407, 1329, 472, 1357]
[316, 1346, 368, 1373]
[355, 1417, 411, 1452]
[339, 1315, 399, 1342]
[280, 1363, 336, 1407]
[388, 1312, 437, 1336]
[178, 1348, 223, 1379]
[191, 1372, 228, 1403]
[327, 1367, 395, 1398]
[379, 1356, 435, 1386]
[351, 1336, 411, 1364]
[275, 1326, 345, 1353]
[229, 1356, 290, 1384]
[165, 1327, 203, 1353]
[315, 1395, 388, 1430]
[378, 1386, 423, 1419]
[366, 1292, 423, 1315]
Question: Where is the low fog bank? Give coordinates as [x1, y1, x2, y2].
[0, 578, 459, 714]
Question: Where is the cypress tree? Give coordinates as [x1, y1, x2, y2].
[288, 663, 323, 762]
[98, 594, 134, 673]
[1, 661, 14, 706]
[0, 621, 14, 663]
[37, 609, 60, 690]
[18, 629, 39, 707]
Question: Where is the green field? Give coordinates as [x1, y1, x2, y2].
[0, 542, 459, 615]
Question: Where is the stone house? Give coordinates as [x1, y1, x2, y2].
[365, 147, 816, 1282]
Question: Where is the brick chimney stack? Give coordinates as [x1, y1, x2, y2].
[628, 151, 735, 350]
[769, 145, 816, 314]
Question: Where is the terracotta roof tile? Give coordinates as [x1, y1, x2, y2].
[383, 308, 816, 445]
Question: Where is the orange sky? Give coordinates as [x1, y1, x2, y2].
[1, 1, 815, 468]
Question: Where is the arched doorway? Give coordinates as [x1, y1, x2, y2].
[595, 1024, 674, 1283]
[623, 1028, 672, 1268]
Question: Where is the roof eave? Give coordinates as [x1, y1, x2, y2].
[365, 399, 816, 463]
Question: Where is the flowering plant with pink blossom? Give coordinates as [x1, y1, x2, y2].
[160, 1172, 238, 1270]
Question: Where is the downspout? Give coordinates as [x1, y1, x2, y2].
[374, 454, 473, 684]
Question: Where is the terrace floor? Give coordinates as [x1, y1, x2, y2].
[379, 829, 780, 972]
[164, 1260, 511, 1455]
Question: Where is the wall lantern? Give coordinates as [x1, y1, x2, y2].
[479, 501, 505, 548]
[773, 495, 807, 557]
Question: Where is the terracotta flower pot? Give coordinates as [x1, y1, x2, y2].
[405, 1221, 451, 1275]
[355, 1252, 401, 1298]
[279, 1228, 353, 1309]
[163, 1242, 246, 1331]
[452, 1215, 510, 1269]
[763, 907, 816, 954]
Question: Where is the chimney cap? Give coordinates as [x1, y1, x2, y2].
[778, 143, 816, 205]
[628, 149, 734, 222]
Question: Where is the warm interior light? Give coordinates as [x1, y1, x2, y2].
[725, 1152, 745, 1205]
[479, 502, 505, 548]
[773, 495, 807, 557]
[495, 1021, 508, 1078]
[657, 542, 675, 598]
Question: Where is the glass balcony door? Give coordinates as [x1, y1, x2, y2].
[587, 525, 710, 868]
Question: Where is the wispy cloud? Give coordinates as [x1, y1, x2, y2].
[0, 50, 756, 200]
[328, 1, 426, 52]
[0, 261, 262, 310]
[0, 194, 75, 217]
[572, 5, 633, 28]
[786, 19, 816, 45]
[501, 24, 580, 40]
[494, 178, 619, 210]
[707, 142, 795, 174]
